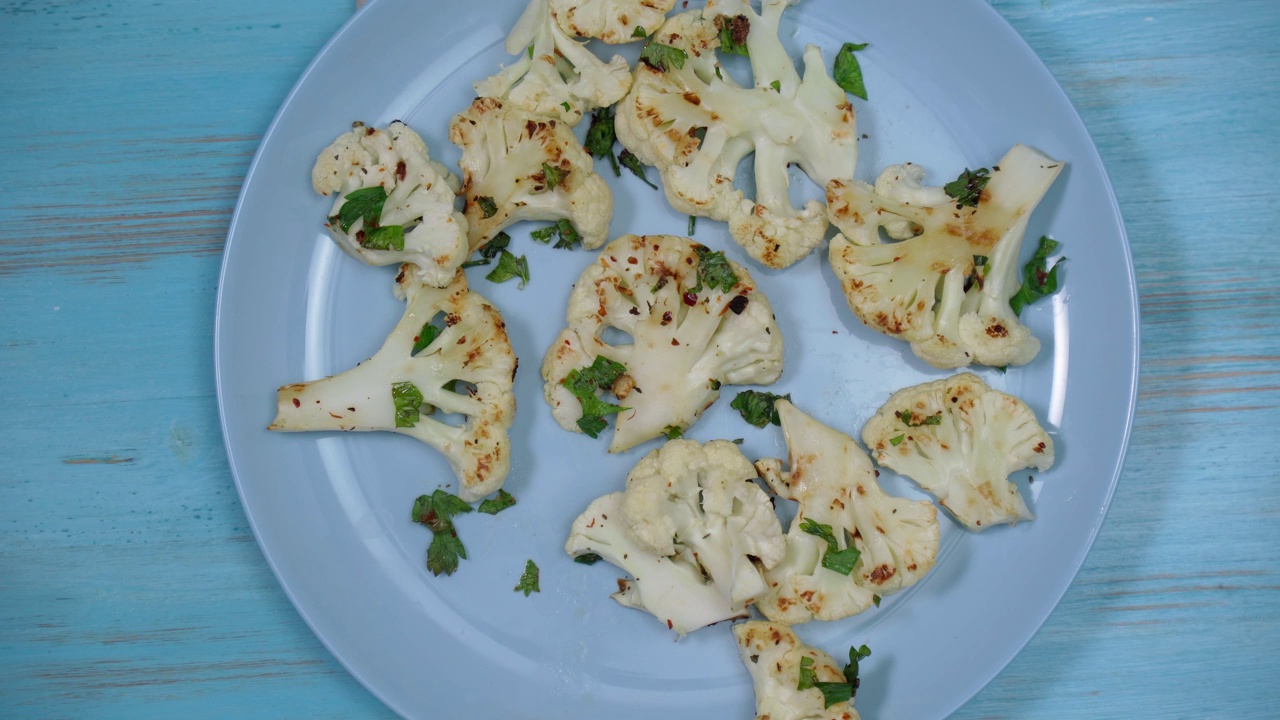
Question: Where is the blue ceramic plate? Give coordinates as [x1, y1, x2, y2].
[216, 0, 1137, 717]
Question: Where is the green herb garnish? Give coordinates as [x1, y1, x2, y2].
[412, 489, 474, 576]
[799, 518, 860, 576]
[691, 244, 738, 294]
[896, 409, 942, 427]
[663, 425, 684, 439]
[944, 168, 991, 208]
[716, 15, 750, 56]
[796, 645, 871, 708]
[392, 381, 426, 428]
[335, 186, 387, 232]
[362, 224, 405, 251]
[619, 149, 658, 189]
[632, 26, 647, 38]
[531, 219, 582, 250]
[411, 320, 442, 356]
[889, 434, 905, 447]
[688, 215, 696, 235]
[833, 42, 869, 100]
[730, 390, 789, 428]
[564, 356, 629, 438]
[478, 489, 516, 515]
[574, 553, 602, 565]
[514, 559, 540, 596]
[1009, 236, 1065, 315]
[541, 162, 567, 191]
[770, 80, 781, 92]
[639, 41, 688, 72]
[585, 107, 621, 176]
[461, 232, 511, 268]
[476, 195, 498, 219]
[485, 250, 530, 288]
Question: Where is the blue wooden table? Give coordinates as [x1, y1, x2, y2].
[2, 0, 1277, 717]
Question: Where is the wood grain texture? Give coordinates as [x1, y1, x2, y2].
[0, 0, 1276, 718]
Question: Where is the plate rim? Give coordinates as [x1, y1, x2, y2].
[214, 0, 1141, 716]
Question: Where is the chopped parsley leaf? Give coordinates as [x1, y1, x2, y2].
[896, 409, 942, 427]
[619, 149, 658, 189]
[460, 231, 511, 268]
[691, 245, 738, 294]
[514, 559, 540, 595]
[639, 41, 688, 72]
[688, 215, 696, 235]
[411, 320, 442, 356]
[392, 381, 426, 428]
[573, 553, 602, 565]
[412, 489, 475, 576]
[531, 220, 583, 250]
[584, 107, 621, 176]
[336, 186, 387, 232]
[541, 162, 568, 191]
[889, 434, 905, 446]
[770, 79, 781, 92]
[1009, 236, 1065, 315]
[362, 224, 405, 251]
[632, 26, 647, 38]
[485, 250, 530, 288]
[478, 489, 516, 515]
[833, 42, 869, 100]
[943, 167, 991, 208]
[716, 14, 750, 56]
[476, 195, 498, 219]
[564, 356, 629, 438]
[730, 390, 789, 428]
[663, 425, 684, 439]
[800, 518, 860, 576]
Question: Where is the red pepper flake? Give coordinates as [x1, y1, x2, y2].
[671, 338, 680, 346]
[727, 295, 749, 315]
[292, 398, 300, 407]
[395, 160, 406, 181]
[683, 292, 698, 306]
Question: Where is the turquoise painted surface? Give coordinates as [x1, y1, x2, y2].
[1, 0, 1276, 717]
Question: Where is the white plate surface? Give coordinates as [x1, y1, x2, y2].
[216, 1, 1138, 717]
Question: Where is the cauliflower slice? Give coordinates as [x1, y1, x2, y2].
[754, 400, 939, 625]
[565, 439, 785, 634]
[450, 97, 613, 252]
[541, 234, 783, 452]
[734, 621, 861, 720]
[311, 122, 470, 288]
[474, 0, 632, 126]
[549, 0, 676, 44]
[269, 268, 516, 502]
[861, 372, 1055, 531]
[826, 145, 1063, 368]
[614, 3, 857, 268]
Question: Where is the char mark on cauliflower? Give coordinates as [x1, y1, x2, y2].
[541, 234, 783, 452]
[450, 97, 614, 253]
[269, 268, 517, 502]
[861, 372, 1055, 531]
[613, 1, 858, 269]
[312, 121, 470, 288]
[826, 145, 1064, 368]
[753, 399, 939, 625]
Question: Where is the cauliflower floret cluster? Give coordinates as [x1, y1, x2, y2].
[269, 268, 516, 502]
[754, 400, 939, 624]
[614, 0, 857, 268]
[450, 97, 614, 252]
[827, 144, 1063, 368]
[861, 372, 1055, 531]
[312, 121, 469, 288]
[565, 439, 785, 634]
[734, 621, 862, 720]
[549, 0, 676, 44]
[475, 0, 633, 126]
[541, 234, 783, 452]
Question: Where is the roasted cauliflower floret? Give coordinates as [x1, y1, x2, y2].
[450, 97, 613, 252]
[566, 440, 784, 634]
[734, 621, 862, 720]
[312, 121, 469, 287]
[826, 145, 1063, 368]
[861, 372, 1055, 531]
[269, 268, 516, 502]
[541, 234, 783, 452]
[754, 400, 939, 625]
[614, 2, 857, 268]
[475, 0, 632, 126]
[549, 0, 676, 43]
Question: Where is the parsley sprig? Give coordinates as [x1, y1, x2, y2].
[797, 644, 873, 708]
[412, 490, 475, 576]
[1009, 236, 1065, 315]
[730, 390, 790, 428]
[944, 168, 991, 208]
[563, 356, 629, 438]
[799, 518, 861, 576]
[833, 42, 869, 100]
[514, 559, 540, 596]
